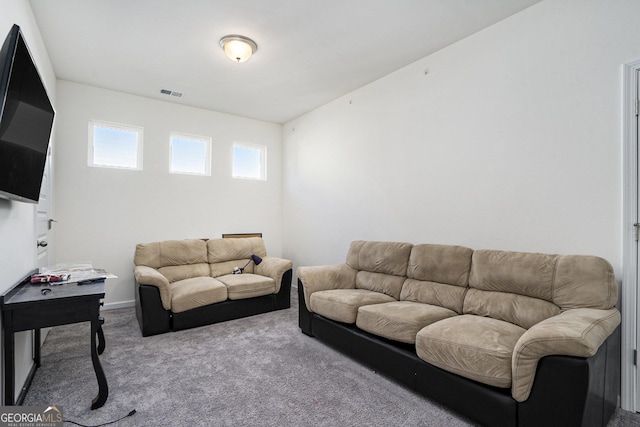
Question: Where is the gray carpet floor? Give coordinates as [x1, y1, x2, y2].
[22, 289, 640, 426]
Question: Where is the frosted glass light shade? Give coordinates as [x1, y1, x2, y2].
[220, 35, 257, 63]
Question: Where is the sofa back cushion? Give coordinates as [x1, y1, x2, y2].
[207, 237, 268, 277]
[553, 255, 618, 310]
[466, 250, 617, 329]
[346, 241, 413, 299]
[400, 244, 473, 313]
[346, 241, 413, 275]
[134, 239, 209, 283]
[356, 271, 406, 299]
[463, 288, 560, 329]
[407, 244, 473, 285]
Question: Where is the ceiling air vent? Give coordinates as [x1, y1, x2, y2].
[160, 89, 183, 98]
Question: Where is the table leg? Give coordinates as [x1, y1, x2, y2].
[90, 317, 108, 409]
[97, 317, 105, 355]
[3, 316, 15, 406]
[34, 329, 41, 367]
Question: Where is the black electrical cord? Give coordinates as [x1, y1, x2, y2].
[64, 409, 136, 427]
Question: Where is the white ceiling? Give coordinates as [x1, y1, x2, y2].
[29, 0, 542, 124]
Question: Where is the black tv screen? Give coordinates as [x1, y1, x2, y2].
[0, 24, 55, 203]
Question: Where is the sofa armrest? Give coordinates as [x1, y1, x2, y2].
[134, 265, 172, 310]
[255, 256, 293, 292]
[297, 264, 357, 310]
[511, 307, 621, 402]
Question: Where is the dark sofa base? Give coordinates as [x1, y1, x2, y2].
[135, 269, 292, 336]
[298, 280, 620, 427]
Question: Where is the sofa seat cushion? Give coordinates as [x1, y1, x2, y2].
[356, 301, 457, 344]
[310, 289, 395, 324]
[217, 274, 276, 300]
[170, 277, 228, 313]
[416, 315, 526, 388]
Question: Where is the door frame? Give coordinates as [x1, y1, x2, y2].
[36, 147, 52, 269]
[622, 59, 640, 412]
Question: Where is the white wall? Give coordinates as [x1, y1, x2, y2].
[283, 0, 640, 272]
[53, 81, 283, 307]
[0, 0, 57, 403]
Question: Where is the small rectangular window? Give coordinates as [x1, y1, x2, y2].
[233, 142, 266, 180]
[89, 120, 143, 169]
[170, 133, 211, 176]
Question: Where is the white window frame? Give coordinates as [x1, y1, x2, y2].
[169, 132, 212, 176]
[88, 120, 143, 170]
[232, 142, 267, 181]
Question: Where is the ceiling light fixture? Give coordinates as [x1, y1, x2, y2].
[219, 35, 258, 63]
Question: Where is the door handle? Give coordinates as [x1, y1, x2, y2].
[37, 240, 48, 248]
[48, 219, 57, 230]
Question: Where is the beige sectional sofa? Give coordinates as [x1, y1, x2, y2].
[297, 240, 620, 427]
[134, 237, 292, 336]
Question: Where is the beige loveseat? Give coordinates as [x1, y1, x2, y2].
[134, 237, 292, 336]
[297, 241, 620, 427]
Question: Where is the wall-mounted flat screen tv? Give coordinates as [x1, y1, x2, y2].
[0, 24, 55, 204]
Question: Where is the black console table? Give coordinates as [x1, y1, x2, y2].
[1, 270, 108, 409]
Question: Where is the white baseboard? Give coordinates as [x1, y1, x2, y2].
[102, 300, 135, 310]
